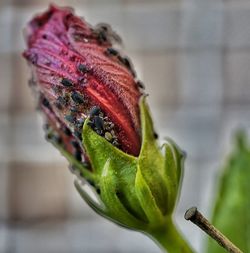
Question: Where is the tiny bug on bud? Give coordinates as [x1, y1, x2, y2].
[74, 150, 82, 161]
[78, 64, 88, 73]
[71, 91, 84, 104]
[106, 47, 118, 56]
[61, 78, 73, 87]
[89, 106, 101, 117]
[65, 114, 75, 124]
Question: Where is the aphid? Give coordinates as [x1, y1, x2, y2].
[93, 116, 104, 131]
[97, 30, 107, 43]
[74, 150, 82, 161]
[74, 130, 82, 141]
[99, 24, 109, 31]
[104, 132, 113, 141]
[63, 126, 71, 136]
[71, 140, 80, 149]
[52, 134, 62, 144]
[118, 55, 136, 77]
[154, 132, 159, 139]
[137, 80, 145, 89]
[87, 179, 95, 187]
[54, 101, 63, 110]
[71, 91, 84, 104]
[65, 114, 75, 124]
[112, 139, 119, 147]
[89, 106, 101, 117]
[76, 118, 85, 129]
[57, 96, 69, 109]
[122, 57, 132, 69]
[70, 107, 78, 113]
[106, 47, 118, 56]
[61, 78, 73, 87]
[96, 188, 101, 194]
[78, 63, 88, 73]
[42, 97, 50, 108]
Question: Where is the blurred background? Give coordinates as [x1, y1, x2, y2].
[1, 0, 250, 252]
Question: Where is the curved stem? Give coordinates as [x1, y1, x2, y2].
[148, 218, 195, 253]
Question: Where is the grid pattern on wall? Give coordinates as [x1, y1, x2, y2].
[0, 0, 250, 252]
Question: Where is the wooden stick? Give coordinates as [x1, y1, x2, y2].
[185, 207, 243, 253]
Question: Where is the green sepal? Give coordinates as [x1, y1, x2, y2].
[138, 97, 169, 215]
[206, 130, 250, 253]
[99, 159, 146, 229]
[82, 114, 148, 226]
[162, 138, 185, 213]
[76, 96, 185, 233]
[135, 165, 165, 227]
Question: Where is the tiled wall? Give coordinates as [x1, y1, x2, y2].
[1, 0, 250, 252]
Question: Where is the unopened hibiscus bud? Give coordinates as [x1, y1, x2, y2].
[23, 5, 194, 253]
[23, 4, 141, 157]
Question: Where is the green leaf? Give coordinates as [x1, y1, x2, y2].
[206, 131, 250, 253]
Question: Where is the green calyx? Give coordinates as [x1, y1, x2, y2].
[74, 96, 185, 233]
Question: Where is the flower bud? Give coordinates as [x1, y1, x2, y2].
[23, 6, 192, 253]
[23, 4, 142, 157]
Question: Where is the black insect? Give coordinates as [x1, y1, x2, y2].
[65, 114, 75, 124]
[137, 80, 145, 89]
[154, 132, 159, 139]
[41, 97, 50, 108]
[63, 126, 71, 136]
[52, 135, 62, 145]
[70, 107, 78, 113]
[74, 150, 82, 162]
[61, 78, 73, 87]
[118, 56, 136, 77]
[95, 23, 122, 45]
[97, 30, 108, 43]
[87, 179, 95, 187]
[71, 91, 84, 104]
[74, 130, 82, 141]
[89, 106, 101, 117]
[106, 47, 118, 56]
[78, 64, 88, 73]
[71, 140, 80, 149]
[76, 118, 85, 129]
[93, 116, 104, 132]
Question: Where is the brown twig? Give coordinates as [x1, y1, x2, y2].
[184, 207, 243, 253]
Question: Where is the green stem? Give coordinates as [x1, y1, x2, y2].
[148, 219, 195, 253]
